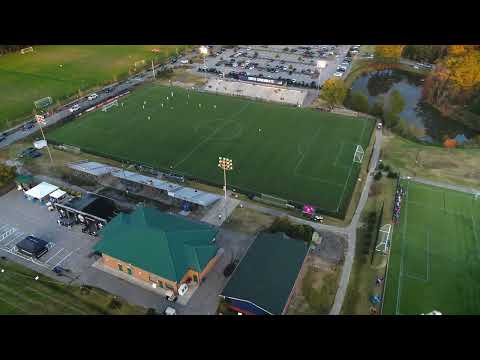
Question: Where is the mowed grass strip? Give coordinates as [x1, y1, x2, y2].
[0, 45, 187, 129]
[383, 180, 480, 315]
[48, 84, 374, 216]
[0, 258, 146, 315]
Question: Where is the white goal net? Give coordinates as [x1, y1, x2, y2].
[102, 100, 118, 112]
[376, 223, 392, 254]
[134, 59, 146, 69]
[353, 144, 365, 163]
[20, 46, 34, 54]
[34, 96, 53, 109]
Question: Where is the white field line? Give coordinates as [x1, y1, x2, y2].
[396, 180, 410, 315]
[173, 102, 250, 169]
[0, 228, 17, 242]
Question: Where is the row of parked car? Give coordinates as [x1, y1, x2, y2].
[333, 46, 359, 77]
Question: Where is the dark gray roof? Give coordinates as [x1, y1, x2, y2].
[222, 232, 309, 315]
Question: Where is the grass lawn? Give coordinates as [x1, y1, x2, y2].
[382, 179, 480, 315]
[341, 177, 396, 314]
[48, 84, 374, 218]
[287, 254, 341, 315]
[0, 257, 146, 315]
[0, 45, 188, 130]
[381, 133, 480, 190]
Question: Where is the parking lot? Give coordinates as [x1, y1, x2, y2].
[0, 188, 257, 314]
[0, 190, 99, 280]
[195, 45, 353, 91]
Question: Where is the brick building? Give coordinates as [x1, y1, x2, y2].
[94, 206, 221, 293]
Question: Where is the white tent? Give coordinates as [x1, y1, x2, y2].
[25, 182, 59, 201]
[49, 189, 67, 201]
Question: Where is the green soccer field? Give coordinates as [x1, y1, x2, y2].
[48, 84, 374, 217]
[0, 45, 187, 129]
[383, 180, 480, 315]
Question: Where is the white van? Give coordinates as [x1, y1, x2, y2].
[164, 306, 177, 315]
[180, 59, 189, 64]
[88, 93, 98, 101]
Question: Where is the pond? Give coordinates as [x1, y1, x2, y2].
[349, 69, 478, 143]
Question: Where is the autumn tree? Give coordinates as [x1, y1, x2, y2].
[423, 46, 480, 113]
[320, 79, 348, 109]
[374, 45, 405, 62]
[0, 164, 15, 186]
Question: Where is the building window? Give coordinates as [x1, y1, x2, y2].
[118, 264, 123, 272]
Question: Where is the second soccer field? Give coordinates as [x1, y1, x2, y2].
[48, 84, 375, 217]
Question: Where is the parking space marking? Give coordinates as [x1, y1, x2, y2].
[0, 224, 10, 232]
[52, 248, 80, 269]
[2, 232, 24, 247]
[0, 227, 17, 242]
[44, 247, 65, 264]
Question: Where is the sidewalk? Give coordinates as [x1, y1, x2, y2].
[201, 196, 240, 226]
[92, 258, 197, 305]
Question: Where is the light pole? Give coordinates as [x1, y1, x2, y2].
[199, 46, 209, 83]
[218, 157, 233, 220]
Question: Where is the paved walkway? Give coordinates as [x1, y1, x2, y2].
[201, 196, 240, 226]
[406, 176, 480, 195]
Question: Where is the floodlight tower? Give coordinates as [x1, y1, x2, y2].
[218, 157, 233, 219]
[199, 46, 209, 82]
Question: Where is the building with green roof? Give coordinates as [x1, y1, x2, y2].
[94, 206, 221, 293]
[220, 232, 309, 315]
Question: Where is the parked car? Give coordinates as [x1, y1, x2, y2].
[333, 71, 343, 77]
[0, 134, 6, 142]
[165, 290, 178, 302]
[69, 104, 80, 113]
[17, 147, 42, 159]
[164, 306, 177, 315]
[178, 283, 188, 296]
[87, 93, 98, 101]
[57, 217, 76, 228]
[22, 123, 35, 131]
[223, 259, 239, 277]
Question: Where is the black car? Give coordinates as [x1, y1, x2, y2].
[0, 134, 6, 142]
[57, 217, 76, 228]
[223, 259, 239, 277]
[18, 147, 40, 159]
[22, 123, 35, 131]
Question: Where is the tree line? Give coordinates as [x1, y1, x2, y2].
[0, 45, 25, 55]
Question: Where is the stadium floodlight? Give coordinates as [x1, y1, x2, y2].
[199, 46, 209, 82]
[218, 157, 233, 220]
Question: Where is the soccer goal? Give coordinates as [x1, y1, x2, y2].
[20, 46, 34, 54]
[134, 59, 146, 69]
[376, 223, 392, 254]
[353, 144, 365, 163]
[102, 100, 118, 112]
[34, 96, 53, 109]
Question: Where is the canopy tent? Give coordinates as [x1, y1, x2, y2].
[49, 189, 67, 201]
[24, 182, 58, 201]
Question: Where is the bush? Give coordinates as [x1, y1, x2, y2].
[146, 308, 157, 315]
[108, 297, 122, 310]
[387, 171, 398, 179]
[269, 217, 314, 243]
[378, 162, 384, 170]
[374, 172, 382, 181]
[383, 165, 390, 172]
[349, 91, 370, 113]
